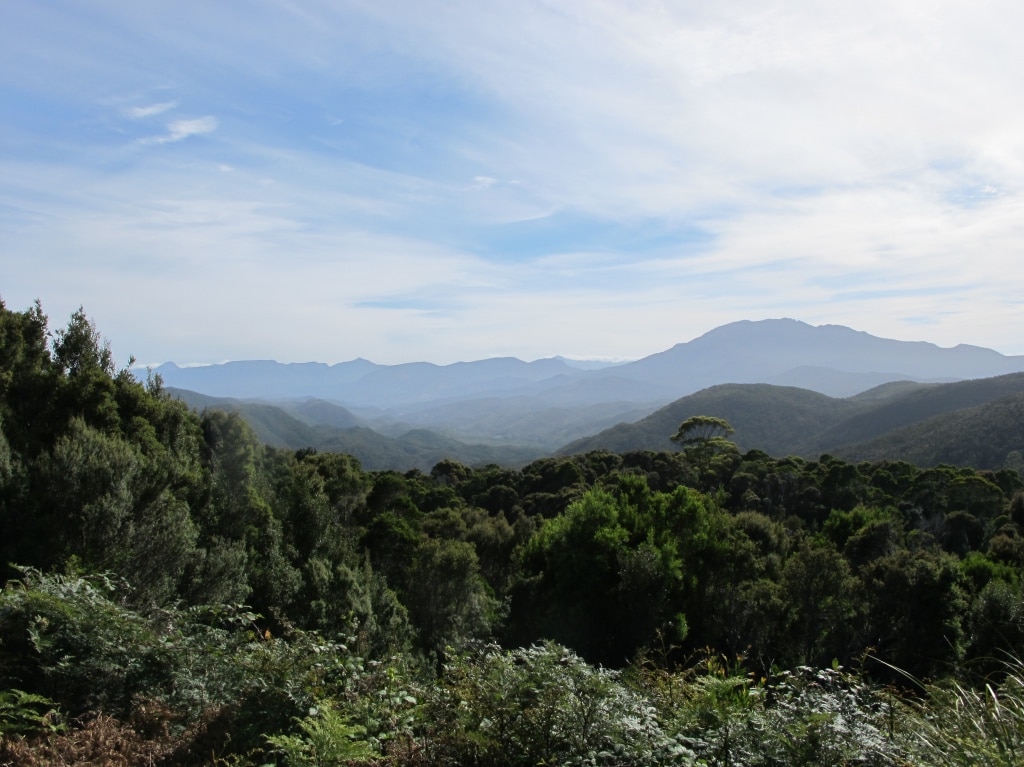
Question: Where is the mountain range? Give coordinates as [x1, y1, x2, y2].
[151, 319, 1024, 471]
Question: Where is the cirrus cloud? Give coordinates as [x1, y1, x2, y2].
[141, 116, 218, 145]
[125, 100, 178, 119]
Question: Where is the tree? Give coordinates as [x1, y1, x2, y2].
[196, 410, 302, 613]
[670, 416, 737, 476]
[859, 549, 968, 679]
[671, 416, 735, 446]
[779, 538, 860, 666]
[51, 307, 113, 378]
[0, 299, 55, 457]
[405, 538, 495, 656]
[36, 417, 199, 603]
[510, 479, 726, 665]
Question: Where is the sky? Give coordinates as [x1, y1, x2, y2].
[3, 1, 1024, 367]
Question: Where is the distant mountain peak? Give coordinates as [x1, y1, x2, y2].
[691, 317, 813, 342]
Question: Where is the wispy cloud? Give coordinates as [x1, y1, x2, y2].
[141, 116, 218, 145]
[125, 101, 178, 119]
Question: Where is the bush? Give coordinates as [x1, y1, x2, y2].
[0, 568, 172, 718]
[639, 655, 910, 766]
[265, 702, 376, 766]
[422, 641, 695, 767]
[0, 567, 380, 762]
[0, 688, 63, 738]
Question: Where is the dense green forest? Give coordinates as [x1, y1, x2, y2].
[2, 299, 1024, 765]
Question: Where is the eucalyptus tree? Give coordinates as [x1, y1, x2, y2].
[670, 415, 737, 476]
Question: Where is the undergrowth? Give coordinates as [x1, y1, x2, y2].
[3, 569, 1024, 766]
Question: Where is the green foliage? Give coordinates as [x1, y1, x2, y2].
[669, 662, 908, 766]
[0, 568, 172, 717]
[0, 689, 63, 737]
[779, 538, 861, 666]
[5, 560, 1024, 767]
[0, 567, 376, 759]
[671, 415, 738, 479]
[671, 415, 736, 447]
[51, 307, 114, 378]
[404, 537, 497, 655]
[265, 702, 376, 766]
[966, 578, 1024, 670]
[424, 642, 694, 767]
[860, 549, 969, 679]
[514, 476, 758, 666]
[823, 504, 893, 549]
[200, 410, 303, 615]
[35, 417, 200, 604]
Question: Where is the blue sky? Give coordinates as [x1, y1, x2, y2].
[3, 1, 1024, 366]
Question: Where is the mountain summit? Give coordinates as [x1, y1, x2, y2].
[608, 318, 1022, 397]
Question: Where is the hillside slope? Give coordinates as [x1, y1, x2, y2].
[799, 373, 1024, 455]
[558, 384, 856, 456]
[168, 388, 543, 470]
[560, 373, 1024, 471]
[836, 391, 1024, 470]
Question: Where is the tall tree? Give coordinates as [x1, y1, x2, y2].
[670, 415, 737, 475]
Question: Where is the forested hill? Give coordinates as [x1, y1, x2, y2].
[167, 372, 1024, 473]
[834, 391, 1024, 470]
[168, 388, 545, 470]
[560, 383, 855, 457]
[561, 373, 1024, 471]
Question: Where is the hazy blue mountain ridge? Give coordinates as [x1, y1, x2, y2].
[153, 319, 1024, 469]
[155, 356, 590, 405]
[595, 319, 1022, 397]
[151, 319, 1024, 408]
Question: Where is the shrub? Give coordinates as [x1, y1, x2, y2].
[0, 568, 171, 718]
[640, 655, 910, 766]
[265, 702, 376, 766]
[0, 688, 63, 737]
[422, 641, 695, 767]
[0, 567, 379, 761]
